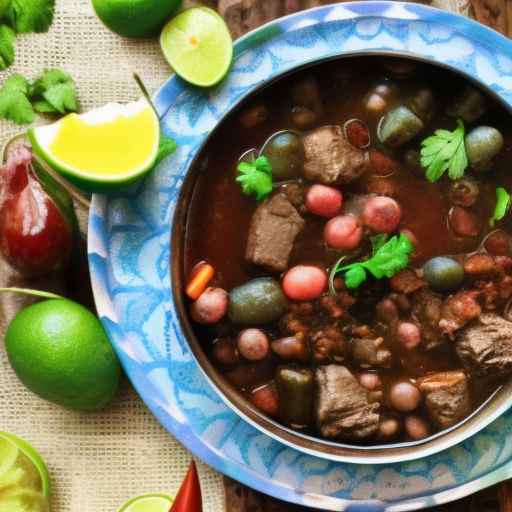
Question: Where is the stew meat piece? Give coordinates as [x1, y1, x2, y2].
[411, 289, 444, 351]
[351, 337, 392, 368]
[303, 125, 369, 185]
[315, 364, 380, 440]
[418, 370, 471, 429]
[245, 193, 305, 272]
[456, 313, 512, 377]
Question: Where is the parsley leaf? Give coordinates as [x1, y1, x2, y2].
[332, 234, 414, 290]
[0, 24, 15, 70]
[0, 73, 34, 124]
[421, 119, 468, 182]
[30, 69, 78, 114]
[156, 134, 177, 165]
[236, 155, 273, 201]
[490, 187, 511, 227]
[7, 0, 55, 33]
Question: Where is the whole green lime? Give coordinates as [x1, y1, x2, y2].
[92, 0, 182, 38]
[5, 299, 121, 411]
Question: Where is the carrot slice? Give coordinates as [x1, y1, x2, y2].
[186, 262, 215, 300]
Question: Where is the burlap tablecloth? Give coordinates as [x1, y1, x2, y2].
[0, 1, 225, 511]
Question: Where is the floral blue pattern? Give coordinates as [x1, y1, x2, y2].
[88, 2, 512, 510]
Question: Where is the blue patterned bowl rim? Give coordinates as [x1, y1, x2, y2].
[89, 2, 512, 510]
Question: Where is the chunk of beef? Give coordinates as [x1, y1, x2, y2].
[315, 365, 380, 440]
[310, 325, 347, 364]
[245, 193, 305, 272]
[464, 253, 498, 276]
[475, 275, 512, 310]
[352, 337, 392, 368]
[411, 289, 444, 350]
[390, 269, 426, 294]
[456, 313, 512, 377]
[303, 126, 369, 185]
[418, 371, 471, 429]
[439, 290, 481, 337]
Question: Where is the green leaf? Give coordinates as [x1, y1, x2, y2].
[0, 24, 15, 70]
[0, 89, 34, 124]
[7, 0, 55, 33]
[2, 73, 29, 94]
[156, 135, 177, 165]
[490, 187, 511, 227]
[236, 155, 273, 201]
[421, 119, 468, 183]
[335, 233, 414, 289]
[370, 234, 388, 255]
[30, 69, 78, 114]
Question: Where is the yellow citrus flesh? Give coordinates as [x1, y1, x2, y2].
[49, 105, 157, 176]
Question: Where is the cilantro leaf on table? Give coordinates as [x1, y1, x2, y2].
[30, 69, 78, 114]
[490, 187, 511, 227]
[0, 72, 34, 124]
[156, 134, 177, 165]
[0, 24, 15, 70]
[236, 155, 273, 201]
[7, 0, 55, 33]
[421, 119, 468, 182]
[330, 234, 414, 290]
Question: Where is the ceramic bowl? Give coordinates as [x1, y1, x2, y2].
[90, 3, 512, 507]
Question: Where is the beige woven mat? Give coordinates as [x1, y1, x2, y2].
[0, 1, 225, 511]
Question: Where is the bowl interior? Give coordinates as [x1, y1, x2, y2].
[171, 52, 512, 464]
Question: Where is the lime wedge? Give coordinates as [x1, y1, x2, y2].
[28, 99, 160, 192]
[118, 493, 173, 512]
[160, 7, 233, 87]
[0, 432, 50, 512]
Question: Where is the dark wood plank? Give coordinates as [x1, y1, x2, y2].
[470, 0, 512, 36]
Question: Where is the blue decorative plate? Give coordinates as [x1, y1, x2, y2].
[88, 2, 512, 509]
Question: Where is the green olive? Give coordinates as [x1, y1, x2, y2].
[465, 126, 504, 171]
[228, 277, 288, 325]
[447, 86, 487, 123]
[276, 366, 313, 427]
[378, 106, 424, 148]
[408, 88, 434, 122]
[261, 131, 305, 180]
[423, 257, 464, 292]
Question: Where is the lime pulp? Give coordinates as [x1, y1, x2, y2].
[118, 493, 174, 512]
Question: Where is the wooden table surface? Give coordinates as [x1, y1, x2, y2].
[219, 0, 512, 510]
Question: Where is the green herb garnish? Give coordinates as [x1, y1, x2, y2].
[329, 234, 413, 290]
[236, 155, 273, 201]
[6, 0, 55, 34]
[0, 74, 35, 124]
[0, 24, 15, 70]
[420, 119, 468, 183]
[490, 187, 511, 227]
[156, 134, 177, 165]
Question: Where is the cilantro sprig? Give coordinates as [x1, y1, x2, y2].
[0, 69, 78, 125]
[490, 187, 511, 227]
[420, 119, 468, 183]
[329, 234, 413, 290]
[236, 155, 273, 201]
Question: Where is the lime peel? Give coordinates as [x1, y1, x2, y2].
[117, 493, 174, 512]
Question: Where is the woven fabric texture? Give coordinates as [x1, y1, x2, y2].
[0, 1, 225, 511]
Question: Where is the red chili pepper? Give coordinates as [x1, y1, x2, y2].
[169, 460, 203, 512]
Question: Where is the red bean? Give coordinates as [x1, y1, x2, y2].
[190, 287, 228, 325]
[448, 206, 480, 237]
[484, 230, 511, 256]
[359, 372, 381, 390]
[344, 119, 370, 149]
[376, 298, 399, 324]
[212, 338, 239, 367]
[369, 150, 396, 177]
[396, 322, 421, 349]
[237, 329, 269, 361]
[378, 417, 401, 439]
[271, 336, 309, 361]
[389, 381, 422, 412]
[365, 93, 387, 114]
[282, 265, 327, 301]
[305, 185, 343, 218]
[362, 196, 402, 233]
[324, 214, 363, 250]
[251, 383, 279, 418]
[405, 415, 430, 440]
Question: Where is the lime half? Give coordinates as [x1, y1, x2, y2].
[28, 99, 160, 192]
[160, 7, 233, 87]
[118, 493, 173, 512]
[0, 432, 50, 512]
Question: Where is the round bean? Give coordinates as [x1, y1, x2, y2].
[449, 206, 480, 237]
[251, 383, 279, 418]
[324, 215, 363, 250]
[212, 338, 239, 367]
[237, 329, 269, 361]
[305, 185, 343, 218]
[405, 415, 430, 440]
[282, 265, 327, 301]
[396, 322, 421, 349]
[359, 372, 382, 391]
[190, 287, 228, 325]
[378, 417, 401, 440]
[484, 230, 511, 256]
[362, 196, 402, 233]
[389, 381, 422, 412]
